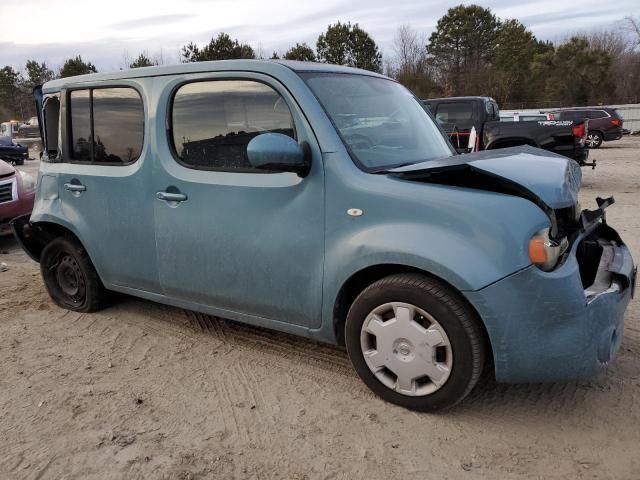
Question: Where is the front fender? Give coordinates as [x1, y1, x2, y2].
[318, 156, 552, 342]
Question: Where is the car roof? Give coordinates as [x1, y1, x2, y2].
[0, 136, 14, 145]
[42, 60, 387, 91]
[423, 96, 494, 102]
[551, 107, 614, 112]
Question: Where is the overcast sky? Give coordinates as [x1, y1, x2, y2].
[0, 0, 637, 72]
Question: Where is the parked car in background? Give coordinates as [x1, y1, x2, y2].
[15, 117, 41, 143]
[423, 97, 591, 166]
[0, 136, 28, 165]
[549, 108, 623, 148]
[12, 61, 635, 412]
[0, 120, 21, 139]
[0, 160, 36, 236]
[500, 112, 551, 122]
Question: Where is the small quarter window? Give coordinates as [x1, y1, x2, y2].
[171, 80, 295, 172]
[69, 87, 144, 164]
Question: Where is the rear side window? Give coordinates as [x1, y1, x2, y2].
[586, 110, 608, 119]
[69, 87, 144, 164]
[171, 80, 295, 172]
[434, 102, 473, 126]
[559, 111, 586, 122]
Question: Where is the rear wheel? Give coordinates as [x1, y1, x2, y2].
[40, 237, 111, 312]
[586, 131, 603, 148]
[345, 274, 486, 412]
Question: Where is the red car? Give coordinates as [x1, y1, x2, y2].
[0, 160, 36, 236]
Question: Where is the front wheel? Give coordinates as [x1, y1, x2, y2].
[345, 274, 486, 412]
[40, 237, 111, 312]
[586, 131, 603, 148]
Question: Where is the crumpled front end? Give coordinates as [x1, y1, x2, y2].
[466, 221, 635, 383]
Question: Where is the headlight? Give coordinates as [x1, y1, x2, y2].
[18, 170, 36, 193]
[529, 228, 569, 271]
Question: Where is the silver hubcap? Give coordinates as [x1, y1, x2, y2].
[587, 134, 600, 147]
[360, 302, 453, 396]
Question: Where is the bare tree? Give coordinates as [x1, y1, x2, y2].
[622, 16, 640, 49]
[390, 25, 439, 98]
[392, 24, 428, 76]
[581, 29, 630, 56]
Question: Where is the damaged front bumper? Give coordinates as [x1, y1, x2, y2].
[466, 213, 635, 384]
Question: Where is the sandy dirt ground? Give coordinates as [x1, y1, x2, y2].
[1, 138, 639, 479]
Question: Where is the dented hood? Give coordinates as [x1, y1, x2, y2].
[389, 146, 581, 210]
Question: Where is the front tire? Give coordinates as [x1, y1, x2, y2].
[586, 131, 603, 148]
[40, 237, 110, 312]
[345, 274, 486, 412]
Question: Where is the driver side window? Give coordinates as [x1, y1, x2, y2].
[171, 80, 295, 172]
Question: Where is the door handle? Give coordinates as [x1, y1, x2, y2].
[156, 191, 187, 202]
[64, 183, 86, 192]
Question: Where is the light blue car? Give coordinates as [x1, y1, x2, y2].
[13, 61, 636, 411]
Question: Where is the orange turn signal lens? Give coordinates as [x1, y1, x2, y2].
[528, 237, 548, 265]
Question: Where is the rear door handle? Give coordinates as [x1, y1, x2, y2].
[156, 191, 187, 202]
[64, 183, 86, 192]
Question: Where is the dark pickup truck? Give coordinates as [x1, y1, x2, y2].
[423, 96, 592, 167]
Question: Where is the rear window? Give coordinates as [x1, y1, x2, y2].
[608, 109, 622, 119]
[434, 102, 473, 125]
[69, 87, 144, 164]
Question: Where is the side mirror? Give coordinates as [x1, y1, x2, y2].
[247, 133, 310, 176]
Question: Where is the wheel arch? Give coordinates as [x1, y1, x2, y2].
[12, 215, 90, 263]
[588, 129, 604, 141]
[332, 263, 494, 364]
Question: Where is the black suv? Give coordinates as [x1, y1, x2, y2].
[550, 108, 623, 148]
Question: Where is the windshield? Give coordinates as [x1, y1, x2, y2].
[300, 73, 453, 171]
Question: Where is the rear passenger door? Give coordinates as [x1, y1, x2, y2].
[59, 85, 160, 292]
[153, 74, 325, 328]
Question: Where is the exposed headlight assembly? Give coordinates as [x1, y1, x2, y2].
[529, 227, 569, 271]
[18, 170, 36, 193]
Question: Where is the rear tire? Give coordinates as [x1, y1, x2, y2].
[345, 273, 486, 412]
[40, 237, 111, 312]
[586, 131, 603, 148]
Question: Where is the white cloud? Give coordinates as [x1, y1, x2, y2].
[0, 0, 637, 71]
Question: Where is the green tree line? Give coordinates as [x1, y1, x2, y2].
[399, 6, 640, 108]
[2, 8, 639, 122]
